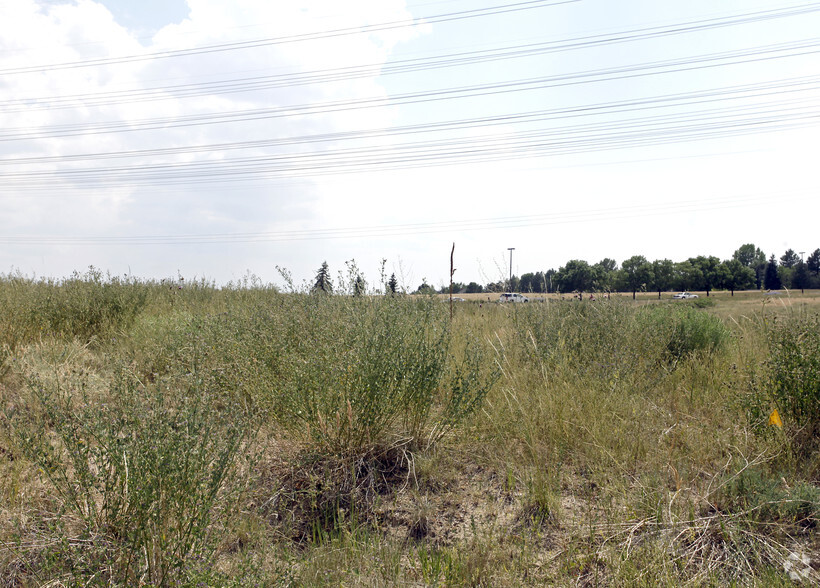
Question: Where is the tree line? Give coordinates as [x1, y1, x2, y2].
[435, 244, 820, 298]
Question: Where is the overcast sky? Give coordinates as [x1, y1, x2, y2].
[1, 0, 819, 289]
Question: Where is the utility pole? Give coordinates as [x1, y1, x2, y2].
[507, 247, 515, 292]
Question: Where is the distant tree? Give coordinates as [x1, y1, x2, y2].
[534, 271, 548, 293]
[733, 243, 766, 289]
[465, 281, 483, 294]
[780, 249, 800, 269]
[596, 258, 618, 273]
[387, 273, 398, 295]
[673, 261, 702, 292]
[778, 266, 794, 289]
[415, 281, 436, 296]
[793, 261, 809, 293]
[440, 282, 465, 294]
[519, 272, 546, 293]
[807, 249, 820, 275]
[594, 258, 618, 292]
[621, 255, 653, 300]
[764, 255, 782, 290]
[354, 275, 366, 296]
[721, 259, 755, 295]
[545, 269, 557, 293]
[508, 275, 520, 293]
[312, 261, 333, 294]
[688, 255, 724, 296]
[650, 259, 675, 298]
[733, 244, 764, 267]
[554, 260, 597, 293]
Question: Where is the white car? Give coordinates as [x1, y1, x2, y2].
[499, 292, 529, 303]
[673, 292, 698, 299]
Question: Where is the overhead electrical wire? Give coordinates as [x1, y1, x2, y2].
[3, 88, 817, 190]
[4, 2, 818, 112]
[2, 37, 818, 142]
[0, 0, 578, 75]
[3, 73, 818, 168]
[2, 1, 819, 247]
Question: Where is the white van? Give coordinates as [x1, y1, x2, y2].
[499, 292, 529, 303]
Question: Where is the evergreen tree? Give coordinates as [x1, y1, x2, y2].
[793, 261, 809, 293]
[312, 261, 333, 294]
[415, 281, 435, 295]
[780, 248, 800, 268]
[387, 273, 398, 295]
[354, 274, 365, 296]
[807, 249, 820, 275]
[764, 255, 781, 290]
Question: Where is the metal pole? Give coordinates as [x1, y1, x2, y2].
[507, 247, 515, 292]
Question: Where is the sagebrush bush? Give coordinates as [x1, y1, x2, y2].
[638, 304, 730, 361]
[715, 465, 819, 527]
[0, 268, 152, 349]
[514, 300, 729, 397]
[263, 296, 498, 454]
[8, 364, 253, 586]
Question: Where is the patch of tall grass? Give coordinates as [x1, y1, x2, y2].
[6, 362, 254, 586]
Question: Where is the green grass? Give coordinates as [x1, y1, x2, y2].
[1, 276, 818, 586]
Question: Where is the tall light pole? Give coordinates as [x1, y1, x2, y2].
[507, 247, 515, 292]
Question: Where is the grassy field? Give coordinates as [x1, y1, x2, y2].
[1, 275, 818, 586]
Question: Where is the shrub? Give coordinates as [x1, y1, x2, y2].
[8, 364, 253, 586]
[715, 466, 819, 528]
[267, 296, 498, 455]
[638, 304, 730, 362]
[515, 300, 729, 394]
[0, 268, 151, 348]
[516, 299, 658, 385]
[760, 313, 820, 450]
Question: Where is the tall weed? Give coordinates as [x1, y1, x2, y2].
[8, 364, 253, 586]
[266, 296, 497, 454]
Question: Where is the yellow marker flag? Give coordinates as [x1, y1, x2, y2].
[768, 409, 783, 428]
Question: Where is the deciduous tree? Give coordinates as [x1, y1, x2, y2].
[721, 259, 755, 295]
[621, 255, 652, 300]
[688, 255, 724, 296]
[650, 259, 675, 298]
[554, 260, 598, 293]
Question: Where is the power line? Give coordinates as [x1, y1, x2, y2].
[2, 37, 818, 142]
[0, 0, 578, 75]
[2, 95, 816, 190]
[5, 2, 817, 112]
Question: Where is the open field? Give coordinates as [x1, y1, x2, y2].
[1, 276, 818, 586]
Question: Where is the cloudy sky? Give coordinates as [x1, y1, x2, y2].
[1, 0, 818, 289]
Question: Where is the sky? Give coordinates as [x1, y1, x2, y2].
[1, 0, 819, 290]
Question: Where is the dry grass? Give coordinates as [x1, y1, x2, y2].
[2, 283, 819, 586]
